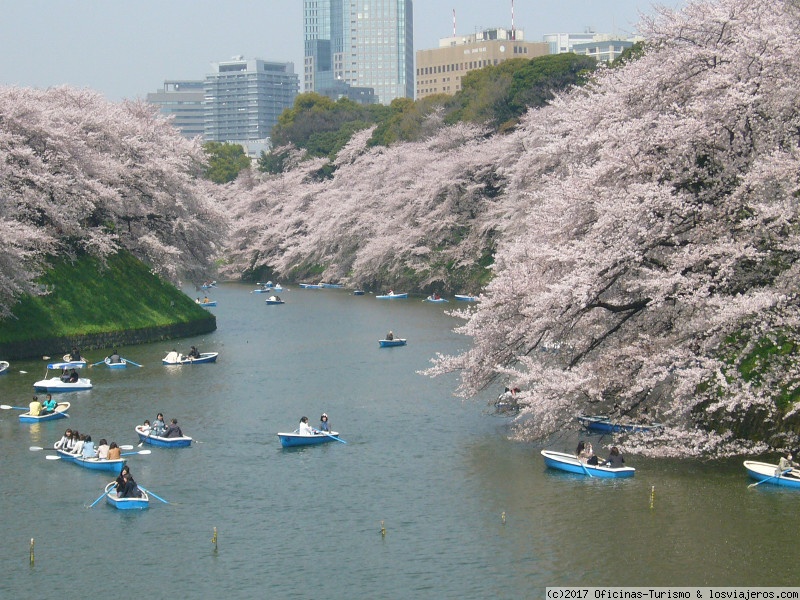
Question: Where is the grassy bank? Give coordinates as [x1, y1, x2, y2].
[0, 251, 214, 345]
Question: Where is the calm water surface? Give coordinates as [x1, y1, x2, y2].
[1, 284, 797, 598]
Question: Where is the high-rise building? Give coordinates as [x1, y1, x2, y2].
[304, 0, 414, 105]
[145, 80, 206, 139]
[416, 28, 549, 100]
[204, 57, 299, 153]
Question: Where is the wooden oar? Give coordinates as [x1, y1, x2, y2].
[748, 468, 792, 488]
[121, 357, 143, 367]
[137, 485, 169, 504]
[121, 449, 152, 457]
[1, 404, 29, 411]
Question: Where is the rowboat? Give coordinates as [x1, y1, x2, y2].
[200, 281, 217, 289]
[277, 430, 341, 448]
[104, 357, 128, 369]
[162, 351, 218, 365]
[379, 338, 407, 347]
[353, 290, 365, 296]
[376, 292, 407, 299]
[577, 415, 664, 434]
[265, 296, 285, 305]
[320, 283, 343, 288]
[423, 295, 448, 303]
[299, 283, 322, 289]
[253, 287, 271, 293]
[19, 402, 70, 423]
[104, 481, 149, 510]
[62, 354, 87, 367]
[54, 448, 126, 473]
[541, 449, 636, 478]
[744, 461, 800, 489]
[0, 360, 9, 375]
[454, 294, 478, 302]
[196, 299, 217, 307]
[33, 362, 93, 392]
[135, 425, 192, 448]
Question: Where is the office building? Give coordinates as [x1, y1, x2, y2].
[145, 80, 206, 139]
[304, 0, 414, 104]
[204, 57, 299, 153]
[543, 32, 639, 58]
[416, 27, 549, 100]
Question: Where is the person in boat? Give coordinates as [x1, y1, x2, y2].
[28, 395, 42, 417]
[188, 346, 201, 359]
[116, 467, 142, 498]
[140, 419, 152, 436]
[68, 369, 79, 383]
[69, 346, 82, 362]
[319, 413, 330, 432]
[96, 438, 110, 460]
[107, 441, 121, 460]
[576, 441, 598, 465]
[163, 418, 183, 438]
[60, 368, 71, 382]
[81, 435, 96, 459]
[41, 393, 57, 414]
[298, 416, 315, 436]
[70, 433, 86, 456]
[109, 349, 121, 364]
[604, 446, 625, 468]
[386, 331, 394, 340]
[152, 413, 166, 436]
[203, 296, 210, 304]
[55, 428, 73, 451]
[778, 451, 799, 474]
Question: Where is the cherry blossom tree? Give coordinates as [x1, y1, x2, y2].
[0, 86, 227, 316]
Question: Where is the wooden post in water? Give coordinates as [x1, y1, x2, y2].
[650, 485, 655, 509]
[30, 538, 34, 566]
[501, 511, 506, 525]
[380, 520, 386, 537]
[212, 527, 218, 552]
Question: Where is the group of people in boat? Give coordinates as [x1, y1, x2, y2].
[298, 413, 331, 436]
[59, 368, 80, 383]
[28, 394, 58, 416]
[140, 413, 184, 438]
[576, 440, 625, 468]
[55, 428, 122, 460]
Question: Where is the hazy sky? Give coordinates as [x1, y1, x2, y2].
[0, 0, 678, 102]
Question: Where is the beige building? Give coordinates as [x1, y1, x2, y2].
[416, 28, 549, 100]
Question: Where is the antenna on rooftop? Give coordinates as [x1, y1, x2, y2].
[511, 0, 516, 40]
[453, 8, 456, 37]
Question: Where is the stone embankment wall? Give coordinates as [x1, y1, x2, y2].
[0, 317, 216, 360]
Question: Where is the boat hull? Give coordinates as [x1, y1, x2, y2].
[541, 450, 635, 478]
[277, 431, 340, 448]
[55, 449, 126, 473]
[0, 360, 9, 375]
[379, 339, 407, 347]
[104, 482, 149, 509]
[376, 293, 407, 299]
[104, 357, 127, 369]
[454, 295, 478, 302]
[33, 377, 93, 392]
[299, 283, 322, 289]
[424, 297, 448, 303]
[19, 403, 70, 423]
[162, 351, 218, 365]
[265, 299, 285, 305]
[744, 461, 800, 489]
[197, 301, 217, 307]
[135, 426, 192, 448]
[577, 415, 663, 434]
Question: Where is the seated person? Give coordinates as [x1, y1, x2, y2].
[109, 349, 122, 363]
[69, 347, 82, 362]
[60, 368, 71, 382]
[29, 396, 42, 417]
[188, 346, 201, 359]
[604, 446, 625, 468]
[386, 331, 394, 340]
[162, 418, 183, 438]
[41, 394, 57, 414]
[68, 369, 79, 383]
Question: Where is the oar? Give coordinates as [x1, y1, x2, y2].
[321, 432, 347, 444]
[121, 450, 152, 457]
[1, 404, 29, 411]
[30, 446, 46, 451]
[138, 485, 169, 504]
[579, 460, 593, 478]
[748, 468, 792, 488]
[88, 358, 107, 368]
[121, 357, 143, 367]
[119, 445, 134, 450]
[45, 455, 61, 460]
[87, 488, 109, 508]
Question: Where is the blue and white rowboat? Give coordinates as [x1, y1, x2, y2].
[541, 449, 635, 478]
[454, 294, 478, 302]
[744, 461, 800, 489]
[135, 425, 192, 448]
[19, 402, 70, 423]
[54, 449, 126, 473]
[162, 351, 218, 365]
[379, 338, 407, 347]
[577, 415, 664, 434]
[104, 482, 149, 510]
[376, 292, 407, 299]
[277, 430, 341, 448]
[423, 295, 449, 303]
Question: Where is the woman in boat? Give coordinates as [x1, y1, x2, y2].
[577, 441, 597, 465]
[298, 416, 315, 436]
[152, 413, 166, 436]
[140, 419, 152, 436]
[107, 442, 121, 460]
[55, 428, 73, 451]
[117, 471, 142, 498]
[604, 446, 625, 468]
[96, 438, 110, 460]
[318, 413, 330, 432]
[81, 435, 96, 459]
[386, 331, 394, 340]
[70, 433, 86, 456]
[778, 451, 799, 473]
[41, 394, 57, 414]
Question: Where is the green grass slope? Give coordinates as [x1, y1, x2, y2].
[0, 251, 214, 348]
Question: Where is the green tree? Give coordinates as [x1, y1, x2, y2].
[203, 142, 251, 184]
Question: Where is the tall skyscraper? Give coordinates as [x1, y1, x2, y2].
[204, 57, 299, 152]
[304, 0, 414, 105]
